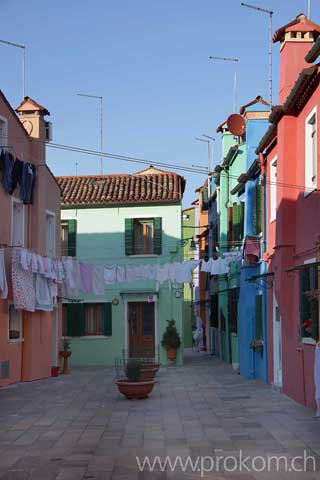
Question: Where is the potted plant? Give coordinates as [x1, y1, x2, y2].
[59, 337, 72, 374]
[116, 358, 156, 399]
[161, 319, 181, 362]
[249, 339, 264, 354]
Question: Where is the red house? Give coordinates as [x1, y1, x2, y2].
[256, 14, 320, 408]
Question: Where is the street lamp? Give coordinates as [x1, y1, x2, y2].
[241, 2, 274, 109]
[0, 39, 26, 98]
[77, 93, 104, 174]
[209, 56, 239, 113]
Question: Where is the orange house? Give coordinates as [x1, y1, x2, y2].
[0, 92, 61, 387]
[193, 180, 209, 349]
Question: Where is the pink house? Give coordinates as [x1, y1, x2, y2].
[0, 92, 61, 387]
[256, 14, 320, 408]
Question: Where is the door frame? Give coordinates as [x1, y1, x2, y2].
[124, 295, 158, 359]
[51, 308, 59, 367]
[273, 292, 282, 387]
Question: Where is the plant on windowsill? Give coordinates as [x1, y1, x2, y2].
[249, 339, 264, 354]
[115, 358, 156, 399]
[59, 337, 72, 374]
[161, 319, 181, 362]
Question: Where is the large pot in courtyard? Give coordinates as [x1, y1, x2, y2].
[116, 379, 156, 399]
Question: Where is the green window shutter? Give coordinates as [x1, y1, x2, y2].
[103, 303, 112, 336]
[202, 188, 209, 211]
[67, 303, 84, 337]
[125, 218, 134, 255]
[233, 203, 240, 242]
[240, 202, 245, 240]
[153, 217, 162, 255]
[255, 294, 263, 340]
[227, 207, 233, 248]
[68, 219, 77, 257]
[254, 185, 262, 235]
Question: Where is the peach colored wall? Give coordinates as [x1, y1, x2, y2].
[0, 92, 61, 387]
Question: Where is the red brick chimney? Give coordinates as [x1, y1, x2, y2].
[273, 13, 320, 104]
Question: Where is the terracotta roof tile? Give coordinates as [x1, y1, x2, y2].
[57, 167, 185, 206]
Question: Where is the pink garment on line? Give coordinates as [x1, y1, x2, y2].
[80, 263, 93, 293]
[245, 238, 260, 258]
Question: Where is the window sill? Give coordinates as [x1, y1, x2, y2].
[75, 335, 111, 340]
[302, 337, 317, 345]
[128, 254, 159, 258]
[8, 338, 24, 344]
[304, 188, 317, 198]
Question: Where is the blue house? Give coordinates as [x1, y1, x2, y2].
[232, 97, 270, 382]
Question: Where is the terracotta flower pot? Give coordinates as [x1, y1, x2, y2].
[166, 348, 177, 361]
[116, 380, 156, 399]
[140, 367, 158, 380]
[59, 350, 72, 374]
[51, 366, 59, 377]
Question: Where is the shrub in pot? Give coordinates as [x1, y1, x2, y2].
[161, 319, 181, 362]
[116, 358, 156, 399]
[59, 337, 72, 374]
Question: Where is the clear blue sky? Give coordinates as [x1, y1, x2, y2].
[1, 0, 319, 206]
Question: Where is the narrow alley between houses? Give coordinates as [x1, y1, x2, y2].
[0, 350, 319, 480]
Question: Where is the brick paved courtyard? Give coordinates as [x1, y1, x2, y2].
[0, 350, 320, 479]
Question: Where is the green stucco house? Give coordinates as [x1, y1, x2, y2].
[57, 166, 185, 366]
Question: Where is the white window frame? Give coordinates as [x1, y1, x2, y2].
[270, 156, 277, 223]
[8, 303, 23, 343]
[305, 106, 317, 195]
[45, 210, 56, 257]
[0, 115, 8, 147]
[11, 197, 25, 247]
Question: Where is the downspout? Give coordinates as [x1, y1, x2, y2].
[259, 152, 268, 383]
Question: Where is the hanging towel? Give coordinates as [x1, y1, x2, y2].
[201, 258, 213, 273]
[35, 274, 53, 311]
[92, 265, 105, 296]
[175, 260, 199, 283]
[0, 249, 8, 299]
[104, 265, 117, 284]
[80, 263, 93, 293]
[20, 248, 30, 271]
[314, 345, 320, 417]
[116, 265, 126, 283]
[12, 248, 36, 312]
[156, 264, 169, 284]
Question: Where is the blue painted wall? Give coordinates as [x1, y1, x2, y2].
[238, 111, 269, 383]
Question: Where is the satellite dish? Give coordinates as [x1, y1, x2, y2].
[227, 114, 246, 136]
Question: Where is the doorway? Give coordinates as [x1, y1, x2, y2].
[128, 302, 155, 358]
[51, 309, 59, 367]
[273, 293, 282, 387]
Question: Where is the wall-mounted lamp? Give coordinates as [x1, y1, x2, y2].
[181, 237, 197, 251]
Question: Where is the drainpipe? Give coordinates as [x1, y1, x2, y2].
[259, 152, 267, 254]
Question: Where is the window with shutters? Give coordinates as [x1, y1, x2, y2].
[61, 219, 77, 257]
[12, 198, 24, 247]
[125, 217, 162, 255]
[253, 184, 262, 235]
[64, 302, 112, 337]
[8, 303, 22, 341]
[305, 107, 317, 193]
[270, 157, 277, 222]
[46, 211, 55, 257]
[0, 116, 8, 147]
[202, 188, 209, 211]
[210, 293, 219, 328]
[300, 263, 319, 341]
[228, 288, 239, 334]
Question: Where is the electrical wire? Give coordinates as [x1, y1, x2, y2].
[2, 133, 320, 193]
